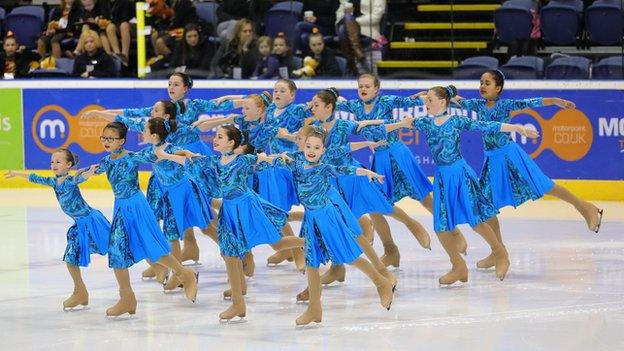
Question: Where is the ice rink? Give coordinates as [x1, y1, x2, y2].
[2, 189, 623, 350]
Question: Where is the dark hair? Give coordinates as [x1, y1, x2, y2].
[219, 124, 243, 149]
[55, 148, 79, 168]
[274, 32, 291, 56]
[429, 85, 458, 107]
[315, 87, 340, 111]
[305, 125, 327, 144]
[147, 117, 177, 141]
[483, 69, 505, 94]
[160, 100, 178, 121]
[171, 72, 193, 89]
[182, 24, 202, 65]
[104, 122, 128, 142]
[358, 73, 380, 88]
[238, 131, 255, 155]
[276, 78, 297, 93]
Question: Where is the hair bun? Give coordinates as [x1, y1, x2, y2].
[326, 87, 340, 99]
[277, 32, 285, 38]
[260, 91, 273, 107]
[445, 85, 457, 98]
[6, 31, 14, 38]
[311, 27, 320, 34]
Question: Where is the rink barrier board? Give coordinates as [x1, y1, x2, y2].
[0, 80, 622, 200]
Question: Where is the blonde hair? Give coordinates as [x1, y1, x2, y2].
[257, 36, 272, 49]
[77, 29, 102, 51]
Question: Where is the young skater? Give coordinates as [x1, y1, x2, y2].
[334, 74, 470, 267]
[5, 149, 109, 310]
[159, 125, 305, 321]
[389, 85, 539, 283]
[452, 70, 603, 269]
[93, 122, 198, 317]
[281, 127, 395, 326]
[90, 72, 240, 265]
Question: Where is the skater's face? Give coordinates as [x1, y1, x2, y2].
[304, 136, 325, 163]
[185, 29, 199, 47]
[272, 37, 288, 56]
[309, 36, 324, 56]
[3, 38, 17, 56]
[424, 90, 447, 116]
[358, 77, 379, 101]
[150, 101, 170, 120]
[479, 73, 502, 100]
[100, 128, 124, 153]
[50, 152, 72, 176]
[273, 82, 294, 108]
[242, 98, 262, 121]
[141, 123, 161, 145]
[213, 128, 235, 153]
[310, 95, 332, 121]
[168, 75, 188, 102]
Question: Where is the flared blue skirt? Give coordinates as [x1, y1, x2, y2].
[218, 191, 286, 258]
[332, 174, 394, 218]
[372, 141, 433, 203]
[108, 192, 171, 269]
[480, 142, 555, 210]
[161, 178, 213, 241]
[327, 187, 363, 235]
[433, 159, 498, 233]
[146, 173, 164, 221]
[254, 165, 299, 211]
[63, 209, 110, 267]
[300, 203, 363, 268]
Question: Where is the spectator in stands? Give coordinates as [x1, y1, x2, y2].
[72, 0, 113, 56]
[251, 35, 278, 79]
[216, 0, 251, 42]
[296, 0, 339, 39]
[1, 32, 40, 78]
[151, 0, 199, 58]
[73, 29, 116, 78]
[210, 18, 258, 78]
[272, 32, 295, 77]
[336, 0, 386, 75]
[307, 29, 341, 77]
[37, 0, 80, 59]
[170, 24, 214, 77]
[105, 0, 133, 66]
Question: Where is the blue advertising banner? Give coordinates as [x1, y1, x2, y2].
[21, 86, 623, 180]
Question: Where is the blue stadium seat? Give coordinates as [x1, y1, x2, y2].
[454, 56, 499, 79]
[264, 2, 303, 49]
[6, 7, 44, 48]
[195, 1, 219, 36]
[592, 56, 624, 79]
[586, 0, 624, 45]
[9, 5, 44, 22]
[494, 1, 534, 44]
[55, 58, 75, 74]
[540, 2, 580, 45]
[0, 7, 5, 36]
[500, 56, 544, 79]
[30, 68, 70, 78]
[545, 56, 591, 79]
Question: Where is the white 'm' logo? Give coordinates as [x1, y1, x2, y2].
[39, 119, 66, 139]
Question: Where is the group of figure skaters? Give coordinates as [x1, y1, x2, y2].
[6, 71, 604, 326]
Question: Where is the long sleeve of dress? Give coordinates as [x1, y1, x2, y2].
[115, 115, 146, 132]
[28, 174, 56, 187]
